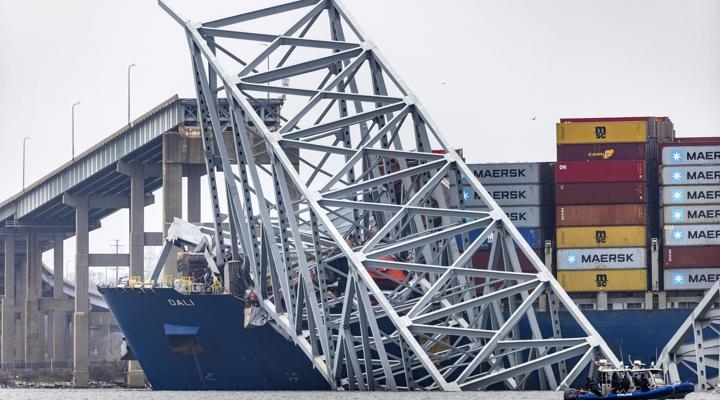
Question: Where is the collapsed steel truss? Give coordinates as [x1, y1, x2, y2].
[160, 0, 621, 390]
[658, 281, 720, 391]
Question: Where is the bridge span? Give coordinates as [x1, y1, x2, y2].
[0, 95, 280, 386]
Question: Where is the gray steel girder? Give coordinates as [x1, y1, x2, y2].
[160, 0, 621, 391]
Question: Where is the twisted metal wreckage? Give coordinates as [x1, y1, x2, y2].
[153, 0, 622, 391]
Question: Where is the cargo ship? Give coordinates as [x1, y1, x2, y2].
[99, 284, 329, 390]
[99, 116, 720, 390]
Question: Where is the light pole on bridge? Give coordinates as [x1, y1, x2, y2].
[71, 101, 80, 160]
[22, 136, 30, 190]
[128, 63, 136, 125]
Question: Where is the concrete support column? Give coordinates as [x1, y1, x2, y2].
[128, 166, 148, 387]
[15, 246, 26, 367]
[65, 194, 90, 387]
[129, 164, 145, 280]
[163, 162, 182, 277]
[117, 162, 150, 387]
[52, 235, 67, 368]
[1, 236, 15, 368]
[186, 166, 202, 223]
[25, 231, 44, 366]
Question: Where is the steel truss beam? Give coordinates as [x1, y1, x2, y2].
[658, 281, 720, 391]
[160, 0, 620, 391]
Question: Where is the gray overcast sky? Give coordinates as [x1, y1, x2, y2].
[0, 0, 719, 260]
[1, 0, 719, 198]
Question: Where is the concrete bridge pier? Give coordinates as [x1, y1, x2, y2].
[24, 231, 45, 367]
[63, 194, 90, 387]
[162, 136, 182, 278]
[15, 243, 26, 367]
[118, 161, 158, 388]
[51, 235, 68, 369]
[186, 165, 202, 224]
[1, 236, 15, 368]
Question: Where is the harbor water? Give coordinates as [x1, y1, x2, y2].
[0, 390, 711, 400]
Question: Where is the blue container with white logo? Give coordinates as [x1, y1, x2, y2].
[455, 227, 542, 251]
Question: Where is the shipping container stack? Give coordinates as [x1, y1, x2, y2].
[461, 162, 553, 272]
[554, 117, 674, 294]
[660, 139, 720, 292]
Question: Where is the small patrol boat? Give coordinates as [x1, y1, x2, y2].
[563, 360, 694, 400]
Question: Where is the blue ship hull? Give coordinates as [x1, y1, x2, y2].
[561, 308, 692, 366]
[99, 287, 329, 390]
[101, 286, 693, 390]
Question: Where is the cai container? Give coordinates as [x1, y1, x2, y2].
[664, 246, 720, 268]
[555, 182, 646, 205]
[556, 143, 647, 162]
[557, 269, 647, 292]
[557, 204, 646, 227]
[557, 247, 646, 270]
[556, 226, 647, 248]
[556, 121, 648, 144]
[555, 160, 644, 183]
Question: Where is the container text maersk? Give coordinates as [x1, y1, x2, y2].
[477, 168, 526, 178]
[687, 191, 720, 200]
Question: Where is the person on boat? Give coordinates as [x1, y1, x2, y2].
[584, 377, 601, 396]
[611, 372, 620, 393]
[203, 267, 212, 289]
[639, 374, 650, 391]
[621, 374, 631, 392]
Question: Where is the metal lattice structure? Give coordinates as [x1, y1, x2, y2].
[160, 0, 621, 390]
[658, 281, 720, 391]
